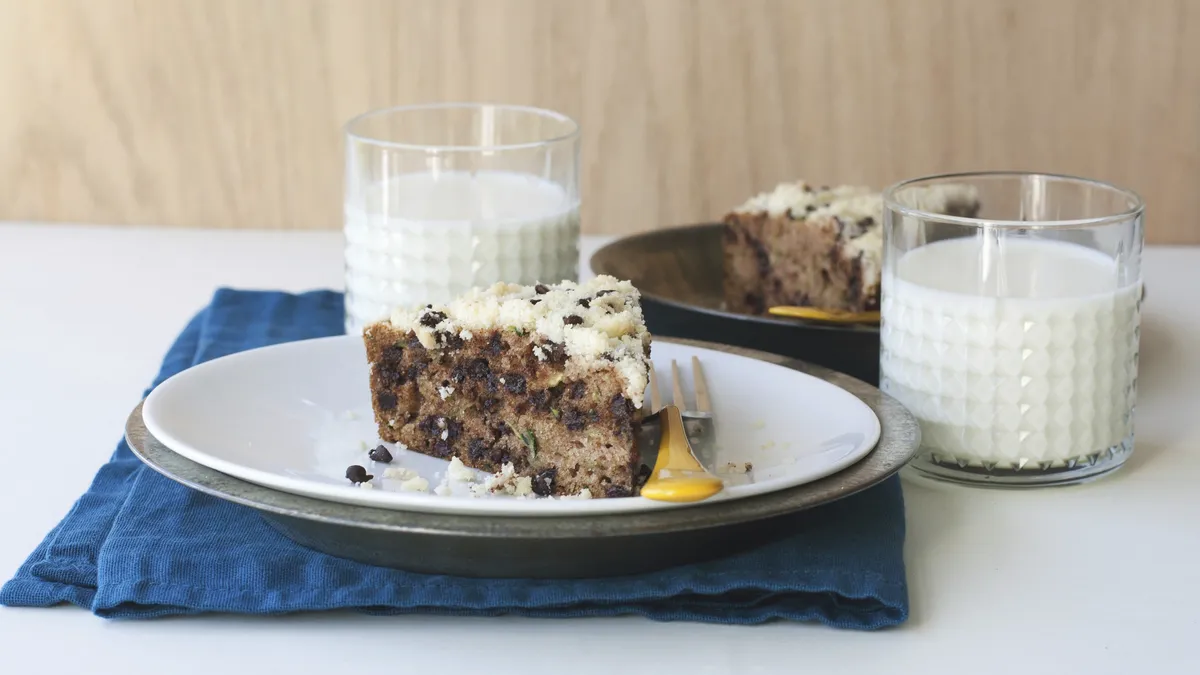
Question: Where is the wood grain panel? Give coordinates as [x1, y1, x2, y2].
[0, 0, 1197, 242]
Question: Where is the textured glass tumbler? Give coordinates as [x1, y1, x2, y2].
[343, 103, 581, 334]
[880, 173, 1144, 486]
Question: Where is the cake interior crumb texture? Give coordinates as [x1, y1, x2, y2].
[723, 180, 981, 314]
[362, 275, 652, 498]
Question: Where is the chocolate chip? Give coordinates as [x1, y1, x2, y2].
[435, 330, 464, 349]
[563, 408, 587, 431]
[610, 394, 631, 419]
[405, 358, 429, 381]
[345, 465, 373, 484]
[529, 298, 542, 305]
[858, 217, 875, 229]
[595, 290, 613, 297]
[577, 298, 590, 308]
[487, 333, 504, 356]
[449, 365, 468, 383]
[468, 438, 490, 461]
[485, 373, 502, 393]
[568, 381, 586, 399]
[605, 486, 633, 498]
[532, 468, 557, 497]
[380, 344, 405, 365]
[529, 389, 550, 410]
[417, 415, 440, 436]
[563, 315, 584, 326]
[368, 445, 393, 463]
[432, 439, 450, 456]
[376, 366, 405, 388]
[406, 334, 425, 349]
[544, 342, 567, 364]
[419, 310, 447, 328]
[503, 373, 527, 395]
[534, 284, 549, 294]
[467, 358, 490, 381]
[445, 419, 463, 442]
[805, 204, 817, 213]
[635, 463, 652, 487]
[376, 391, 397, 410]
[480, 397, 499, 411]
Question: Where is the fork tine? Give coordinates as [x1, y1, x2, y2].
[670, 360, 687, 410]
[648, 360, 663, 412]
[691, 356, 712, 413]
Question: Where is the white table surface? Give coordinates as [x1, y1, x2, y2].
[1, 222, 1198, 675]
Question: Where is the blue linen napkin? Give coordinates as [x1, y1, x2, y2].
[0, 289, 908, 627]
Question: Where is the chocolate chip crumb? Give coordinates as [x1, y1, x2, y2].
[487, 333, 503, 356]
[532, 468, 557, 497]
[503, 373, 527, 395]
[345, 465, 373, 484]
[577, 298, 590, 308]
[595, 290, 613, 297]
[568, 381, 586, 399]
[368, 445, 393, 463]
[468, 438, 489, 461]
[419, 310, 447, 328]
[605, 486, 633, 498]
[376, 391, 397, 410]
[534, 284, 549, 294]
[805, 204, 817, 213]
[529, 298, 542, 305]
[562, 408, 587, 431]
[563, 315, 584, 326]
[467, 358, 490, 380]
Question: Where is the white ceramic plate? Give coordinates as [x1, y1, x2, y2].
[142, 336, 880, 516]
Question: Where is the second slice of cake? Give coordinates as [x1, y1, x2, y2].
[362, 276, 652, 498]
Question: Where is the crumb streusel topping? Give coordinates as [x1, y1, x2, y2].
[381, 275, 651, 407]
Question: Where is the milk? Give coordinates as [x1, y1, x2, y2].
[344, 170, 580, 332]
[880, 237, 1141, 469]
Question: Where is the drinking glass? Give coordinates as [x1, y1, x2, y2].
[880, 172, 1144, 486]
[343, 103, 581, 333]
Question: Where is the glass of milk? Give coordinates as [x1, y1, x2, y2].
[343, 103, 581, 333]
[880, 172, 1144, 486]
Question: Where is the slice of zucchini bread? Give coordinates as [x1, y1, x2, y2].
[362, 276, 652, 498]
[723, 181, 981, 315]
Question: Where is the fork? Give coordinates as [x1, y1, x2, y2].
[639, 357, 724, 503]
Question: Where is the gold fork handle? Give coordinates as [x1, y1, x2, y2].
[768, 306, 881, 324]
[640, 406, 724, 503]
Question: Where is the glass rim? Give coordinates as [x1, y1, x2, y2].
[344, 102, 580, 152]
[882, 171, 1145, 230]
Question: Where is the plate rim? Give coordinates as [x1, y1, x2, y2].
[127, 336, 921, 540]
[589, 222, 881, 335]
[140, 335, 882, 516]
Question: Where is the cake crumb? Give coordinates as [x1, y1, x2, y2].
[752, 419, 766, 430]
[718, 462, 753, 474]
[433, 482, 452, 496]
[440, 429, 449, 440]
[383, 467, 418, 481]
[468, 462, 535, 497]
[398, 476, 430, 493]
[358, 481, 374, 490]
[447, 456, 475, 482]
[437, 385, 455, 400]
[358, 440, 369, 451]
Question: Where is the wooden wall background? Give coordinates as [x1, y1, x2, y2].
[1, 0, 1197, 243]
